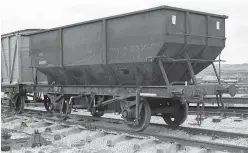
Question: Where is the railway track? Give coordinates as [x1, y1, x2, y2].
[236, 84, 248, 94]
[188, 106, 248, 118]
[23, 103, 248, 118]
[3, 104, 248, 132]
[2, 107, 248, 153]
[203, 96, 248, 104]
[20, 108, 248, 139]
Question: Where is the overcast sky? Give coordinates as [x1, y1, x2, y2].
[1, 0, 247, 64]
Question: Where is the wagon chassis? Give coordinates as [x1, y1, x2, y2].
[1, 57, 237, 131]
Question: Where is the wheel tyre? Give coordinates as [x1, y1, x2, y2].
[91, 110, 104, 117]
[127, 100, 151, 132]
[162, 102, 188, 128]
[62, 101, 72, 114]
[44, 95, 51, 112]
[90, 106, 105, 117]
[15, 95, 25, 114]
[66, 103, 72, 114]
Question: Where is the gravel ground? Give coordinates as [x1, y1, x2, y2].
[2, 106, 248, 153]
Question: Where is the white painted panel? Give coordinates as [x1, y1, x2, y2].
[2, 29, 44, 85]
[1, 37, 10, 83]
[1, 53, 8, 82]
[9, 35, 20, 84]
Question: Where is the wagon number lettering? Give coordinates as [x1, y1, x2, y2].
[39, 60, 47, 65]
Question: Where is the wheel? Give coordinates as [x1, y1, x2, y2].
[66, 102, 72, 114]
[127, 100, 151, 132]
[91, 111, 104, 117]
[15, 95, 25, 114]
[90, 107, 104, 117]
[162, 102, 188, 128]
[61, 100, 72, 114]
[44, 95, 51, 112]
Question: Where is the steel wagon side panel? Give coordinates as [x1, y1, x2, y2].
[30, 30, 61, 68]
[62, 21, 104, 66]
[107, 9, 168, 64]
[208, 17, 225, 47]
[28, 6, 227, 86]
[20, 36, 47, 84]
[29, 7, 227, 67]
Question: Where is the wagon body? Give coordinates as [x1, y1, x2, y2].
[29, 6, 227, 86]
[1, 7, 235, 132]
[1, 29, 47, 86]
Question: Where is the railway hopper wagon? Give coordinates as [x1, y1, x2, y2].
[4, 6, 237, 131]
[1, 29, 47, 112]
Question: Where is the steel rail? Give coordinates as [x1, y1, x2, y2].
[203, 97, 248, 104]
[23, 103, 248, 117]
[188, 111, 248, 118]
[189, 106, 248, 111]
[188, 107, 248, 117]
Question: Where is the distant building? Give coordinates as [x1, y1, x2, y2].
[223, 79, 238, 84]
[201, 76, 218, 83]
[200, 75, 238, 84]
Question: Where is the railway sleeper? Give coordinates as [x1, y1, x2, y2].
[198, 148, 214, 153]
[2, 111, 248, 152]
[133, 139, 157, 152]
[44, 123, 64, 133]
[53, 127, 82, 140]
[85, 131, 105, 143]
[2, 116, 18, 123]
[28, 120, 49, 128]
[106, 135, 126, 147]
[156, 142, 183, 153]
